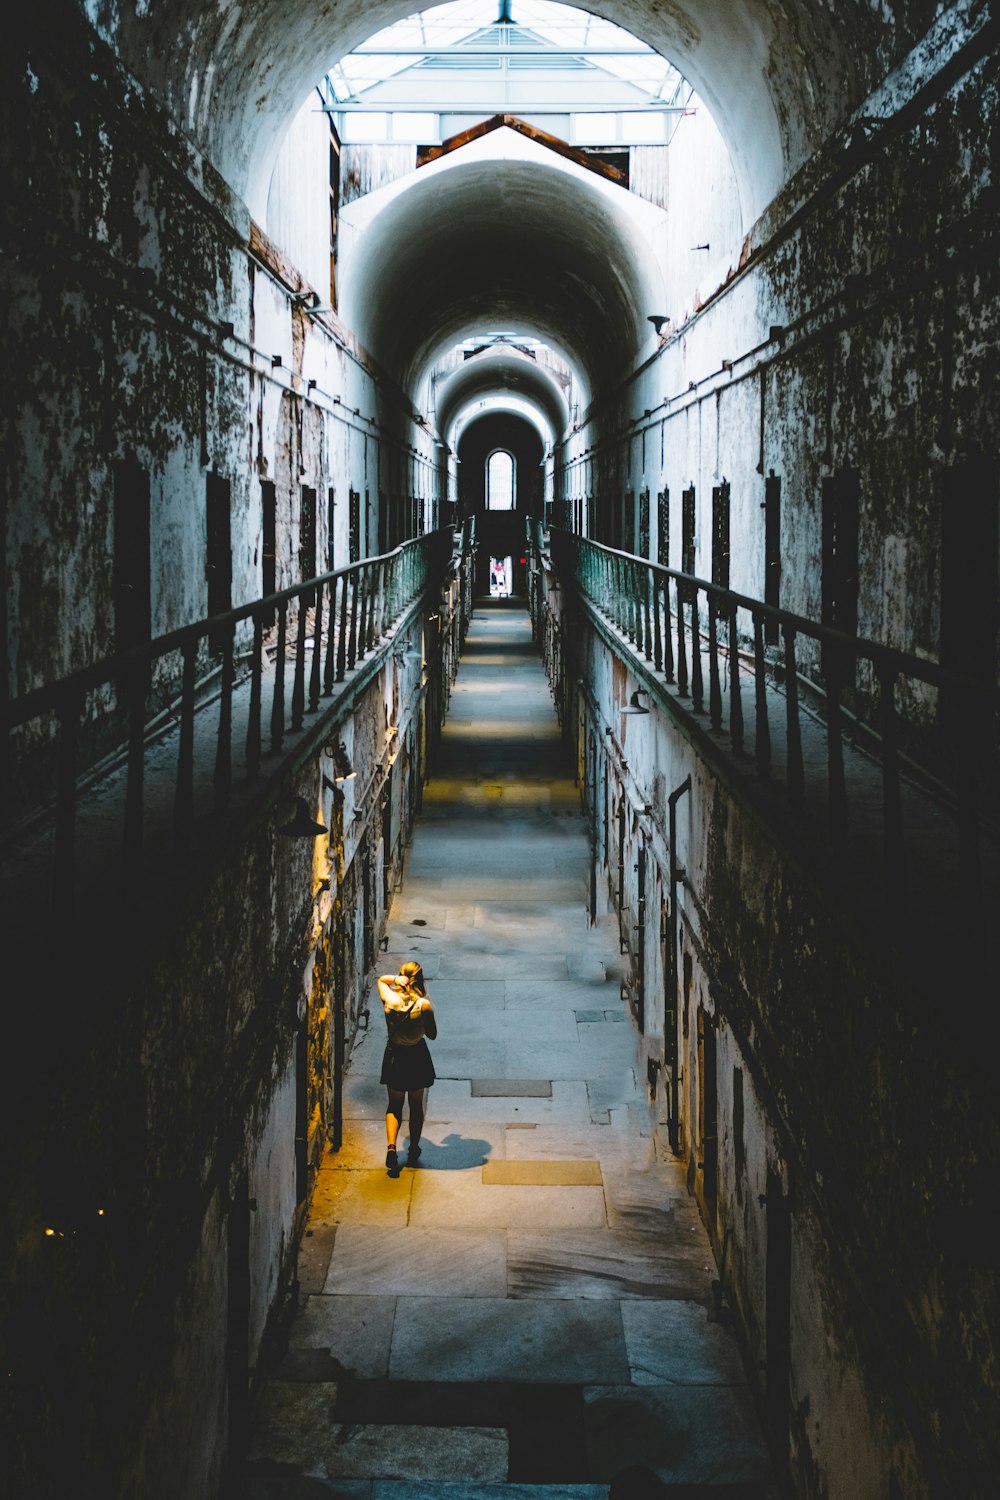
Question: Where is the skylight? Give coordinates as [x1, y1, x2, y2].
[326, 0, 686, 123]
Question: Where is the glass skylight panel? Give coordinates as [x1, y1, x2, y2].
[331, 0, 680, 111]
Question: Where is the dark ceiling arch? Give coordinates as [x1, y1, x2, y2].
[100, 0, 943, 230]
[437, 350, 569, 447]
[457, 411, 546, 517]
[339, 147, 664, 398]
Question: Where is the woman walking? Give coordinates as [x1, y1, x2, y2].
[377, 960, 437, 1173]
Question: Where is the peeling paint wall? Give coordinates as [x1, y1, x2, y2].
[536, 567, 999, 1498]
[558, 13, 999, 740]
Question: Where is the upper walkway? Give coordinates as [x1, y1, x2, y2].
[243, 599, 778, 1498]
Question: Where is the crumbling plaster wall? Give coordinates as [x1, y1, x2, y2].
[559, 13, 999, 724]
[2, 14, 441, 761]
[543, 582, 998, 1498]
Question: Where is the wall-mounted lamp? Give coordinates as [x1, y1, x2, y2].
[326, 741, 356, 782]
[322, 775, 346, 806]
[271, 354, 283, 368]
[307, 378, 317, 391]
[621, 690, 650, 716]
[647, 315, 670, 335]
[279, 798, 328, 837]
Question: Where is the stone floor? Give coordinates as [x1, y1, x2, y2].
[242, 600, 779, 1499]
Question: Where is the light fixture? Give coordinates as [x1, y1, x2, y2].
[271, 354, 283, 368]
[279, 798, 328, 837]
[329, 741, 356, 782]
[647, 315, 670, 335]
[621, 691, 650, 716]
[307, 378, 317, 390]
[322, 775, 345, 806]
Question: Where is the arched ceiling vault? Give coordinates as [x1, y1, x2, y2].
[338, 132, 665, 398]
[436, 350, 569, 448]
[98, 0, 942, 229]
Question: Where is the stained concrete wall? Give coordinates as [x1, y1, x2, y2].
[534, 564, 998, 1499]
[557, 4, 999, 731]
[1, 10, 442, 767]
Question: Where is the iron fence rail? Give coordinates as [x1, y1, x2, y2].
[540, 524, 998, 930]
[4, 529, 456, 907]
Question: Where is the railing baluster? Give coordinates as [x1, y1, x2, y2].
[291, 591, 308, 731]
[309, 582, 323, 712]
[323, 578, 336, 695]
[826, 658, 848, 843]
[662, 573, 674, 683]
[729, 605, 744, 752]
[336, 574, 349, 682]
[691, 585, 704, 713]
[784, 625, 804, 809]
[348, 571, 360, 670]
[271, 600, 287, 752]
[122, 660, 148, 900]
[214, 621, 234, 811]
[246, 614, 263, 780]
[652, 573, 663, 673]
[753, 610, 771, 779]
[175, 641, 197, 845]
[708, 596, 722, 730]
[676, 579, 689, 696]
[642, 564, 653, 660]
[54, 692, 81, 916]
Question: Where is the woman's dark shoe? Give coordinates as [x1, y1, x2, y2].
[386, 1146, 398, 1170]
[406, 1143, 422, 1165]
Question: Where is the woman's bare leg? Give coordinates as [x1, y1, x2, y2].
[386, 1090, 404, 1151]
[407, 1089, 426, 1152]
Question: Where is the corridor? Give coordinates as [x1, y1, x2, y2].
[244, 600, 777, 1496]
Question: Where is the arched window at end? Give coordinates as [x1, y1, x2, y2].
[487, 450, 515, 510]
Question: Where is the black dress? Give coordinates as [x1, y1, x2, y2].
[380, 1037, 436, 1091]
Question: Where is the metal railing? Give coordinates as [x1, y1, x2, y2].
[3, 529, 456, 908]
[543, 526, 998, 930]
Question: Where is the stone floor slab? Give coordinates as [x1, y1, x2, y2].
[409, 1172, 607, 1230]
[286, 1294, 397, 1381]
[621, 1301, 750, 1386]
[508, 1230, 712, 1302]
[389, 1298, 630, 1384]
[324, 1227, 507, 1297]
[581, 1385, 775, 1489]
[482, 1159, 603, 1186]
[472, 1078, 553, 1097]
[306, 1170, 413, 1227]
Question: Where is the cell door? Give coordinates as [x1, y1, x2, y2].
[300, 485, 317, 582]
[261, 480, 277, 598]
[941, 454, 998, 745]
[763, 471, 781, 644]
[697, 1006, 718, 1218]
[348, 487, 361, 564]
[206, 473, 232, 653]
[682, 485, 696, 577]
[638, 487, 651, 558]
[821, 468, 860, 682]
[113, 459, 151, 657]
[657, 488, 670, 567]
[711, 480, 731, 590]
[765, 1167, 792, 1472]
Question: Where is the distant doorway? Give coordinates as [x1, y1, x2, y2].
[486, 450, 515, 510]
[490, 555, 511, 596]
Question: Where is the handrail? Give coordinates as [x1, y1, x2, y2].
[538, 525, 998, 938]
[5, 529, 458, 914]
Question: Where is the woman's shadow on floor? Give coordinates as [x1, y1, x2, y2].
[397, 1132, 493, 1171]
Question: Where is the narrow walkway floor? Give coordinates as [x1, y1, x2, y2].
[244, 600, 778, 1499]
